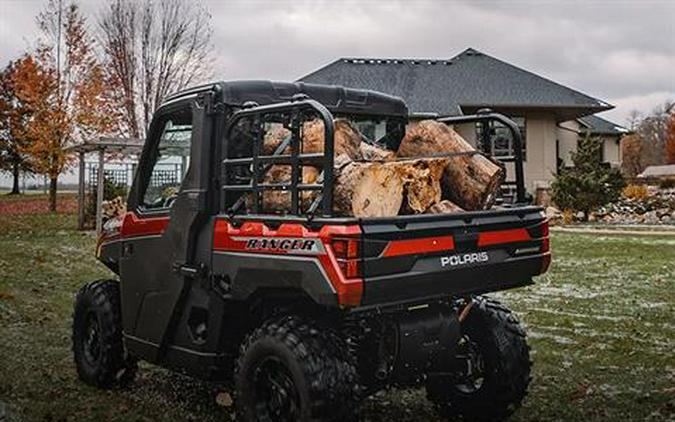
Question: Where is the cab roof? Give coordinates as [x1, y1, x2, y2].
[163, 80, 408, 118]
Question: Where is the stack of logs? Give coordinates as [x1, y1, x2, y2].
[260, 119, 504, 217]
[101, 196, 127, 219]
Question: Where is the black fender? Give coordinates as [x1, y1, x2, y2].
[211, 251, 338, 307]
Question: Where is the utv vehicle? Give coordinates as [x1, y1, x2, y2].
[72, 81, 550, 421]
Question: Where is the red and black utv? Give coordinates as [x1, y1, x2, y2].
[72, 81, 550, 422]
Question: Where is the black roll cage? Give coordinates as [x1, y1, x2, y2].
[437, 112, 527, 204]
[220, 99, 527, 219]
[221, 97, 336, 217]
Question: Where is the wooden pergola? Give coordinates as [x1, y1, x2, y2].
[67, 137, 144, 233]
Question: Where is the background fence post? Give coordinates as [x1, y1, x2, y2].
[77, 151, 85, 230]
[95, 149, 105, 234]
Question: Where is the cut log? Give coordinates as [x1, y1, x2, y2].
[360, 142, 396, 161]
[101, 196, 127, 219]
[333, 155, 403, 217]
[254, 165, 320, 212]
[258, 156, 447, 217]
[262, 124, 291, 155]
[263, 119, 363, 160]
[386, 158, 448, 214]
[426, 199, 464, 214]
[302, 118, 363, 159]
[398, 120, 504, 210]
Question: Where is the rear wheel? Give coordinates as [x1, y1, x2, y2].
[72, 279, 137, 389]
[426, 297, 531, 421]
[234, 316, 358, 422]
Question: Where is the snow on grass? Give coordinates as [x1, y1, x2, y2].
[0, 215, 673, 421]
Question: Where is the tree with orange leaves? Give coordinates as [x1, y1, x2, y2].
[12, 0, 115, 211]
[0, 58, 36, 194]
[666, 112, 675, 165]
[620, 133, 645, 177]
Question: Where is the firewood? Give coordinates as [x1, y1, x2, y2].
[263, 119, 363, 160]
[256, 154, 450, 217]
[426, 199, 464, 214]
[398, 120, 504, 210]
[101, 196, 127, 219]
[255, 165, 320, 212]
[360, 142, 396, 161]
[258, 118, 497, 217]
[262, 124, 291, 155]
[386, 158, 448, 214]
[333, 155, 404, 217]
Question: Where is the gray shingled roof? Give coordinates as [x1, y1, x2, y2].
[578, 114, 630, 136]
[298, 48, 612, 120]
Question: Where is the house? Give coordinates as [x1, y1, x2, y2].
[298, 48, 627, 196]
[559, 114, 629, 168]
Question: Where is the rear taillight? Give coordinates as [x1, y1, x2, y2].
[339, 260, 361, 279]
[332, 238, 359, 259]
[331, 238, 361, 279]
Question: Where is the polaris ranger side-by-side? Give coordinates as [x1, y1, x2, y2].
[72, 81, 550, 421]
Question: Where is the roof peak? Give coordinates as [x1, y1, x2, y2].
[456, 47, 484, 57]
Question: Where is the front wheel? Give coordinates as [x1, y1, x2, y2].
[72, 279, 137, 389]
[234, 316, 359, 422]
[426, 297, 531, 421]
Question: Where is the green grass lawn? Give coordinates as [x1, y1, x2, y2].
[0, 205, 674, 421]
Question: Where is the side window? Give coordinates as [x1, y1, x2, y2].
[141, 111, 193, 210]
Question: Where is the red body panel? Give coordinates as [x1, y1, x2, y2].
[120, 212, 169, 238]
[96, 212, 169, 258]
[213, 220, 363, 307]
[382, 235, 455, 257]
[477, 228, 531, 247]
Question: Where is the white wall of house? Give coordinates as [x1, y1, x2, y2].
[557, 120, 580, 167]
[524, 112, 558, 192]
[455, 123, 477, 146]
[557, 122, 622, 168]
[602, 136, 621, 167]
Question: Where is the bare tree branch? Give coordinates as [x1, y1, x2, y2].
[97, 0, 214, 138]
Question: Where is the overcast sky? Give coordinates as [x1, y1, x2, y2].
[0, 0, 674, 186]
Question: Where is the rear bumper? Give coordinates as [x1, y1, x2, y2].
[361, 253, 545, 305]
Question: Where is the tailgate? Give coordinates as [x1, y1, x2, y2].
[358, 206, 550, 305]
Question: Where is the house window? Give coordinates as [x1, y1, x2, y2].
[476, 117, 527, 161]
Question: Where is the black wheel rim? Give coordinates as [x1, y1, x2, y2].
[251, 356, 300, 422]
[454, 336, 486, 394]
[83, 312, 102, 366]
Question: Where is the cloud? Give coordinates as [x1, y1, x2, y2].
[602, 91, 675, 126]
[0, 0, 673, 120]
[1, 0, 674, 187]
